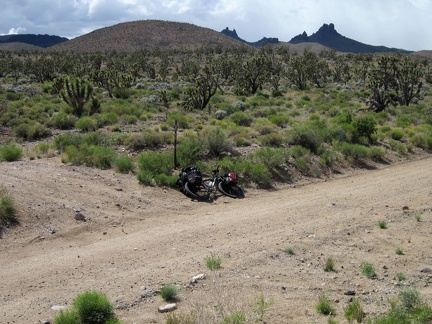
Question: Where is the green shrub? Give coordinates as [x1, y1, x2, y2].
[315, 294, 335, 315]
[337, 142, 371, 160]
[294, 157, 311, 175]
[72, 290, 115, 324]
[76, 116, 99, 132]
[395, 247, 404, 255]
[120, 114, 138, 125]
[230, 111, 253, 126]
[396, 115, 412, 128]
[344, 299, 364, 323]
[0, 143, 22, 161]
[399, 289, 421, 309]
[137, 170, 154, 186]
[115, 154, 134, 173]
[137, 150, 173, 175]
[268, 114, 289, 127]
[167, 111, 191, 129]
[54, 309, 80, 324]
[389, 128, 405, 140]
[54, 133, 84, 150]
[250, 147, 285, 169]
[176, 136, 202, 166]
[389, 139, 408, 155]
[160, 284, 179, 301]
[379, 220, 387, 229]
[91, 146, 116, 169]
[396, 273, 407, 281]
[288, 125, 326, 154]
[361, 261, 376, 279]
[153, 174, 178, 187]
[284, 246, 295, 255]
[324, 258, 335, 272]
[257, 132, 284, 147]
[63, 144, 116, 169]
[254, 295, 274, 322]
[49, 112, 78, 129]
[205, 252, 222, 270]
[352, 114, 377, 142]
[6, 92, 22, 101]
[243, 161, 272, 188]
[0, 187, 18, 227]
[201, 127, 232, 157]
[14, 122, 51, 140]
[222, 311, 246, 324]
[370, 146, 387, 160]
[410, 133, 432, 151]
[99, 112, 120, 125]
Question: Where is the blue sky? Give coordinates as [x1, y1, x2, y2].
[2, 0, 431, 51]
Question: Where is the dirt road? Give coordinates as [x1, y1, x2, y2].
[1, 156, 431, 323]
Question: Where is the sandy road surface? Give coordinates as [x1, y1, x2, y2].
[1, 157, 432, 323]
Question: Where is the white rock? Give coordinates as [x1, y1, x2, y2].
[191, 273, 206, 283]
[51, 305, 66, 311]
[158, 303, 177, 313]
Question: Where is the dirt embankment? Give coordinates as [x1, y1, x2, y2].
[1, 156, 432, 323]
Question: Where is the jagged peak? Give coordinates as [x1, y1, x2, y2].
[221, 27, 238, 38]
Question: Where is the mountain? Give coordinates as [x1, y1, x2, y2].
[221, 27, 279, 47]
[289, 23, 409, 53]
[0, 34, 68, 49]
[47, 20, 248, 53]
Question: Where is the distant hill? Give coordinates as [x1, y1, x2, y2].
[0, 34, 68, 49]
[221, 27, 279, 47]
[0, 42, 44, 52]
[223, 23, 411, 54]
[289, 23, 409, 54]
[47, 20, 248, 53]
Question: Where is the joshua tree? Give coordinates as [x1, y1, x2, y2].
[60, 77, 93, 117]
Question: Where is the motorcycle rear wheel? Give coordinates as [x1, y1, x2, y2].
[184, 182, 210, 200]
[217, 182, 244, 198]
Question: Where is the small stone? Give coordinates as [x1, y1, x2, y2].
[421, 268, 432, 273]
[51, 305, 66, 311]
[74, 212, 86, 221]
[402, 205, 409, 210]
[344, 288, 356, 295]
[158, 303, 177, 313]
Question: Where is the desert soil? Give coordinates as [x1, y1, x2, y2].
[1, 155, 432, 324]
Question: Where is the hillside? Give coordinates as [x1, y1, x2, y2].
[47, 20, 248, 53]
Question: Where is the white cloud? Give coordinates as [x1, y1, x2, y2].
[7, 27, 28, 34]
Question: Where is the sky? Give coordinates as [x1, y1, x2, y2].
[1, 0, 431, 51]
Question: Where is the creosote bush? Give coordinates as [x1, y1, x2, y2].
[0, 143, 23, 162]
[361, 261, 377, 279]
[205, 252, 222, 270]
[344, 298, 364, 323]
[324, 258, 335, 272]
[114, 154, 134, 173]
[284, 246, 295, 255]
[379, 220, 388, 229]
[0, 187, 18, 227]
[315, 294, 335, 315]
[54, 290, 119, 324]
[160, 283, 179, 301]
